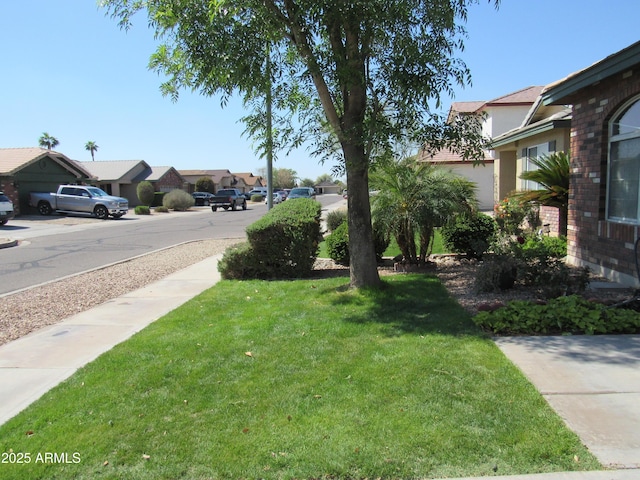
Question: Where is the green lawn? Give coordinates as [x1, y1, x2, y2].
[0, 275, 599, 479]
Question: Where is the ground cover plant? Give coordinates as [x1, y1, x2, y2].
[0, 276, 600, 479]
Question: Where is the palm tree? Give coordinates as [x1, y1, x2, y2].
[38, 132, 59, 150]
[85, 141, 99, 161]
[371, 158, 477, 264]
[517, 151, 570, 236]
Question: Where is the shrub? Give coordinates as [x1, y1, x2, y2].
[155, 206, 169, 213]
[325, 208, 347, 232]
[163, 189, 195, 211]
[473, 295, 640, 335]
[251, 194, 264, 202]
[474, 255, 519, 293]
[134, 205, 151, 215]
[218, 198, 322, 279]
[325, 221, 349, 265]
[136, 180, 155, 206]
[195, 177, 215, 193]
[520, 235, 567, 259]
[442, 213, 496, 259]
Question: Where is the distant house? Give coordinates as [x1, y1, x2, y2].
[78, 160, 186, 206]
[491, 95, 571, 234]
[540, 40, 640, 286]
[179, 169, 240, 193]
[314, 180, 341, 195]
[0, 147, 94, 215]
[233, 172, 265, 191]
[418, 86, 544, 210]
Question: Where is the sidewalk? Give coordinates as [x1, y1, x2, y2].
[0, 250, 638, 479]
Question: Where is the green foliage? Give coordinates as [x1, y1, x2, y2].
[162, 189, 195, 211]
[325, 221, 350, 266]
[325, 208, 347, 232]
[442, 213, 496, 259]
[371, 159, 476, 264]
[474, 295, 640, 335]
[520, 235, 567, 259]
[155, 205, 169, 213]
[218, 198, 322, 279]
[195, 176, 215, 193]
[136, 180, 155, 206]
[494, 196, 537, 235]
[134, 205, 150, 215]
[250, 194, 264, 202]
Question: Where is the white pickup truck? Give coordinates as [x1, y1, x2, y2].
[29, 185, 129, 219]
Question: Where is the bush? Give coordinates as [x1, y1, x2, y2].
[325, 209, 347, 232]
[442, 213, 496, 259]
[473, 295, 640, 335]
[195, 177, 215, 193]
[136, 181, 155, 206]
[155, 206, 169, 213]
[163, 189, 195, 211]
[474, 255, 519, 293]
[520, 235, 567, 259]
[251, 194, 264, 202]
[325, 221, 349, 265]
[218, 198, 322, 279]
[134, 205, 151, 215]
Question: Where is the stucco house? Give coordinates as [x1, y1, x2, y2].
[418, 86, 544, 210]
[77, 160, 187, 207]
[539, 40, 640, 287]
[491, 95, 571, 234]
[233, 172, 265, 191]
[179, 169, 243, 193]
[0, 148, 94, 215]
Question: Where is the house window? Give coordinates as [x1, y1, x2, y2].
[607, 96, 640, 224]
[521, 141, 555, 190]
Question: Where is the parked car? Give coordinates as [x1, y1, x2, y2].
[266, 192, 284, 204]
[287, 187, 316, 200]
[247, 188, 268, 199]
[0, 192, 15, 225]
[210, 188, 247, 211]
[29, 185, 128, 219]
[192, 192, 215, 206]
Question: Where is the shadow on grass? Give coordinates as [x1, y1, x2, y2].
[323, 273, 485, 338]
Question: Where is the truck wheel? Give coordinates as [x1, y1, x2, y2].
[211, 206, 217, 212]
[242, 200, 247, 210]
[94, 205, 109, 220]
[38, 202, 52, 216]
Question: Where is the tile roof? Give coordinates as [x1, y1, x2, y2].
[418, 147, 491, 164]
[0, 147, 93, 178]
[77, 160, 148, 181]
[448, 86, 544, 120]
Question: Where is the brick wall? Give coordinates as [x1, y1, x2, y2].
[0, 177, 20, 215]
[568, 68, 640, 285]
[155, 170, 186, 192]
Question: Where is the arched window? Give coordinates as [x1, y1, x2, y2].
[607, 96, 640, 223]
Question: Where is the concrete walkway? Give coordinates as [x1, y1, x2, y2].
[0, 252, 638, 479]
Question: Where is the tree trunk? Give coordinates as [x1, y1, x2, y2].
[345, 145, 381, 289]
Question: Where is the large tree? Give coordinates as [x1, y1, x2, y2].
[102, 0, 496, 288]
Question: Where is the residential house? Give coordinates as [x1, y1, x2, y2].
[78, 160, 187, 207]
[233, 172, 265, 192]
[179, 169, 242, 193]
[314, 180, 342, 195]
[418, 86, 544, 210]
[540, 40, 640, 286]
[491, 96, 571, 234]
[0, 148, 94, 215]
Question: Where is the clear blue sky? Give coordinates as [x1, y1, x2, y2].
[1, 1, 638, 182]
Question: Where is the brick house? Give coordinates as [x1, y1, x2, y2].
[542, 40, 640, 286]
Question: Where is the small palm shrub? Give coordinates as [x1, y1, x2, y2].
[134, 205, 151, 215]
[163, 189, 195, 211]
[136, 180, 155, 206]
[442, 213, 496, 259]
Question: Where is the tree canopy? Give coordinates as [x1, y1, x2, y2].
[102, 0, 497, 288]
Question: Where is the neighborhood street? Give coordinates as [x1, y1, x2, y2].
[0, 194, 345, 296]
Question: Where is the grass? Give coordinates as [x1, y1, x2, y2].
[319, 228, 448, 259]
[0, 275, 599, 479]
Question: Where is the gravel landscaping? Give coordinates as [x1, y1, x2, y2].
[2, 240, 635, 347]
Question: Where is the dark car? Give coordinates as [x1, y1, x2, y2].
[192, 192, 215, 206]
[287, 187, 316, 200]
